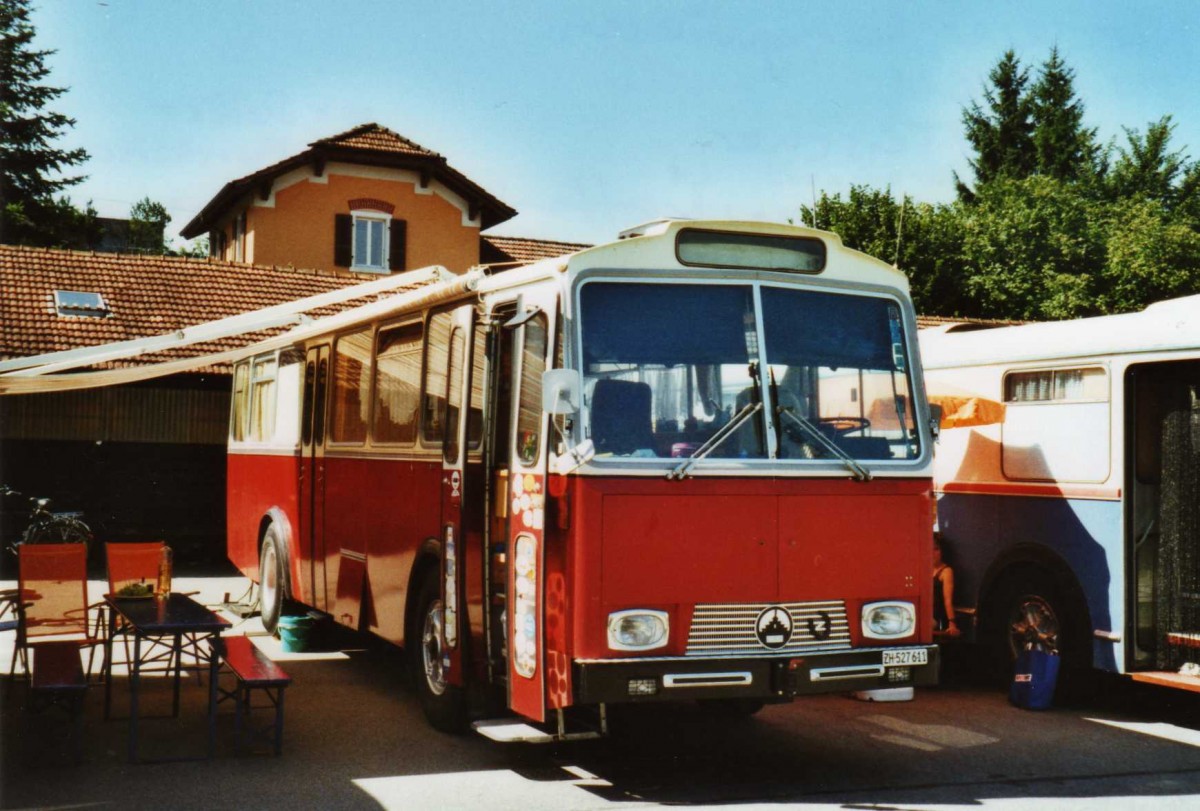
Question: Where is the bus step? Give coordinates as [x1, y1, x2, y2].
[472, 718, 603, 744]
[1166, 632, 1200, 649]
[1130, 671, 1200, 692]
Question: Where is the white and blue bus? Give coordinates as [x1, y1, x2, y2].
[921, 295, 1200, 690]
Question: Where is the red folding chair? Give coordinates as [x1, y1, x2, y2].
[11, 543, 100, 680]
[102, 542, 204, 680]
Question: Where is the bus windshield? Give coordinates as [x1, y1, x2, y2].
[578, 281, 921, 464]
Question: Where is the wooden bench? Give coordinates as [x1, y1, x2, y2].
[215, 635, 291, 755]
[29, 641, 88, 762]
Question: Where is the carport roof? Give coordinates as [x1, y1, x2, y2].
[0, 245, 388, 372]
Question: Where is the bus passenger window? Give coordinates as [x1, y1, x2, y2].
[517, 315, 548, 465]
[331, 328, 372, 444]
[445, 327, 465, 462]
[230, 360, 249, 441]
[373, 322, 423, 444]
[423, 311, 453, 444]
[249, 356, 278, 441]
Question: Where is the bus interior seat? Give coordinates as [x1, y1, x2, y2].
[591, 379, 654, 456]
[835, 436, 893, 459]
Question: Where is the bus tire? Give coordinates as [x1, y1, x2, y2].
[259, 527, 286, 636]
[984, 568, 1089, 698]
[410, 569, 467, 733]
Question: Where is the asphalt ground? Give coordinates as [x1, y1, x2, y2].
[2, 572, 1200, 810]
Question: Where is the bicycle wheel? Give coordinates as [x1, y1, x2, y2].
[24, 517, 93, 546]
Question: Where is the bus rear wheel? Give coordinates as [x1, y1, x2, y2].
[410, 569, 467, 733]
[259, 528, 285, 635]
[985, 569, 1089, 699]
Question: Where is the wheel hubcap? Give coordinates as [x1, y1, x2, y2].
[261, 543, 278, 610]
[1009, 594, 1059, 655]
[422, 598, 447, 696]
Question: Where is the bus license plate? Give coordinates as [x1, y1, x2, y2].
[882, 649, 927, 667]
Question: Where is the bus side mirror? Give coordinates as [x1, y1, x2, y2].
[543, 369, 581, 415]
[928, 403, 943, 442]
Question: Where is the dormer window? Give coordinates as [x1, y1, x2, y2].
[352, 211, 390, 272]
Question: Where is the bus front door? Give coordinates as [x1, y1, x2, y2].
[439, 305, 474, 686]
[498, 300, 553, 723]
[300, 344, 329, 612]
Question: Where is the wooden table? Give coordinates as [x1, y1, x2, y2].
[103, 593, 231, 762]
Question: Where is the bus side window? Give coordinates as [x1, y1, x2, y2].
[230, 360, 249, 442]
[249, 355, 278, 442]
[445, 327, 466, 462]
[423, 311, 454, 446]
[374, 321, 423, 444]
[331, 328, 373, 444]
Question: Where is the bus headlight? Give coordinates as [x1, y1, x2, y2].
[862, 601, 915, 639]
[607, 610, 669, 651]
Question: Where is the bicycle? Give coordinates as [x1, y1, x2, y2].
[1, 485, 94, 557]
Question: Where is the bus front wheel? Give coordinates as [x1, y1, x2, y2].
[259, 527, 285, 635]
[410, 569, 467, 733]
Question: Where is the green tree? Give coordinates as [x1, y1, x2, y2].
[1105, 116, 1199, 213]
[801, 185, 970, 317]
[956, 50, 1036, 200]
[1101, 197, 1200, 311]
[128, 196, 171, 253]
[1030, 46, 1101, 183]
[0, 0, 92, 246]
[959, 176, 1106, 320]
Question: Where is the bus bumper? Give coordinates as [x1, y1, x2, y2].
[572, 645, 940, 705]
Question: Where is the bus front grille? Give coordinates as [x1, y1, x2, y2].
[685, 601, 852, 657]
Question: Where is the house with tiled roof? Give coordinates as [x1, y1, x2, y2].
[180, 123, 519, 276]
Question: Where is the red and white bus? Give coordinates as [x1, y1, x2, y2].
[226, 219, 940, 735]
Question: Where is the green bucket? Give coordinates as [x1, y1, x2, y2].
[277, 614, 313, 653]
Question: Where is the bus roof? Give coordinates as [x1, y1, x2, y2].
[476, 220, 910, 294]
[920, 294, 1200, 369]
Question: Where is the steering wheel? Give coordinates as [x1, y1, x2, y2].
[819, 417, 871, 436]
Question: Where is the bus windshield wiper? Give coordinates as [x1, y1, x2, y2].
[777, 407, 872, 482]
[669, 401, 763, 480]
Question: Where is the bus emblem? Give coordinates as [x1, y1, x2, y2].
[755, 606, 793, 649]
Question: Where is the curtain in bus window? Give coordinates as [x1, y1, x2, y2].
[445, 327, 465, 462]
[373, 322, 423, 444]
[467, 327, 485, 448]
[249, 357, 278, 441]
[332, 329, 372, 443]
[231, 361, 249, 442]
[424, 311, 453, 443]
[517, 315, 548, 465]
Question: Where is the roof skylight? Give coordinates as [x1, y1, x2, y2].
[54, 290, 110, 318]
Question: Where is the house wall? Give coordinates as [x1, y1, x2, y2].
[0, 376, 230, 568]
[217, 167, 481, 274]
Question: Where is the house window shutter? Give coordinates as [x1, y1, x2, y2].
[389, 219, 407, 272]
[334, 214, 353, 268]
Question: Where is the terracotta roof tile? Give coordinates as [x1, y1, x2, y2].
[311, 123, 441, 158]
[0, 245, 422, 373]
[481, 235, 592, 265]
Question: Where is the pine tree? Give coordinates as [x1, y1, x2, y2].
[956, 50, 1036, 201]
[1030, 47, 1100, 183]
[0, 0, 91, 245]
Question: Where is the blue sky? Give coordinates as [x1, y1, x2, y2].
[32, 0, 1200, 247]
